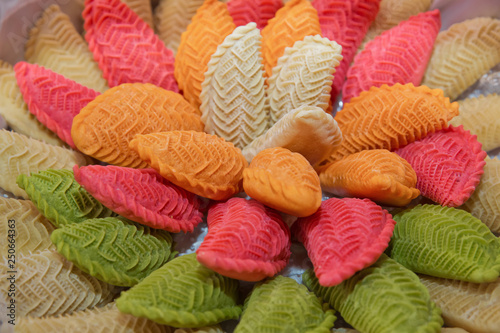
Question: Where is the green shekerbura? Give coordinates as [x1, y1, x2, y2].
[50, 216, 176, 287]
[116, 253, 242, 327]
[235, 275, 335, 333]
[16, 169, 116, 227]
[303, 254, 443, 333]
[391, 204, 500, 283]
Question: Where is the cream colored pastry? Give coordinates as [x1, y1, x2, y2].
[122, 0, 154, 27]
[25, 5, 108, 92]
[242, 105, 342, 167]
[201, 23, 268, 149]
[422, 17, 500, 101]
[0, 130, 90, 198]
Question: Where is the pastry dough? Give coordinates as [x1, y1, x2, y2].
[200, 23, 268, 149]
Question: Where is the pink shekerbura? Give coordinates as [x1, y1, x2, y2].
[312, 0, 381, 102]
[196, 197, 291, 282]
[14, 62, 100, 149]
[73, 165, 203, 233]
[83, 0, 178, 92]
[342, 9, 441, 103]
[227, 0, 282, 30]
[395, 125, 487, 207]
[291, 197, 396, 287]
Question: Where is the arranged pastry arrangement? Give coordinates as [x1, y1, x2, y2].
[0, 0, 500, 332]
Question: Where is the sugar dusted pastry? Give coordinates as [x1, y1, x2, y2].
[14, 61, 100, 149]
[326, 83, 459, 163]
[420, 275, 500, 333]
[175, 0, 235, 108]
[154, 0, 205, 54]
[362, 0, 433, 47]
[395, 125, 487, 207]
[71, 83, 203, 168]
[293, 198, 396, 287]
[243, 147, 322, 217]
[227, 0, 282, 30]
[0, 197, 55, 258]
[422, 17, 500, 101]
[116, 253, 242, 327]
[130, 131, 247, 200]
[200, 23, 268, 149]
[391, 204, 500, 283]
[267, 35, 342, 124]
[234, 276, 336, 332]
[0, 249, 116, 317]
[83, 0, 178, 91]
[319, 149, 420, 207]
[261, 0, 321, 78]
[16, 303, 173, 333]
[0, 130, 89, 199]
[51, 216, 176, 287]
[303, 254, 443, 333]
[343, 10, 441, 103]
[312, 0, 381, 101]
[17, 169, 116, 228]
[25, 5, 108, 93]
[196, 198, 291, 281]
[462, 156, 500, 234]
[450, 94, 500, 152]
[74, 165, 203, 233]
[242, 105, 342, 166]
[122, 0, 154, 28]
[0, 60, 64, 146]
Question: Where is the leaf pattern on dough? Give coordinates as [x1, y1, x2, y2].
[74, 165, 203, 233]
[293, 198, 395, 287]
[197, 198, 291, 281]
[325, 83, 459, 163]
[312, 0, 381, 101]
[422, 17, 500, 101]
[174, 0, 235, 108]
[200, 23, 268, 149]
[0, 60, 64, 146]
[0, 130, 89, 198]
[267, 35, 342, 125]
[395, 125, 486, 207]
[461, 156, 500, 234]
[234, 276, 336, 332]
[14, 61, 100, 149]
[16, 303, 173, 333]
[261, 0, 321, 78]
[420, 274, 500, 333]
[116, 253, 242, 327]
[451, 94, 500, 152]
[391, 204, 500, 283]
[130, 131, 248, 200]
[319, 149, 420, 207]
[25, 5, 108, 93]
[83, 0, 178, 91]
[343, 10, 441, 103]
[71, 83, 203, 168]
[0, 249, 117, 317]
[154, 0, 205, 55]
[242, 105, 342, 167]
[227, 0, 282, 30]
[303, 254, 443, 333]
[174, 327, 223, 333]
[17, 169, 116, 228]
[243, 147, 321, 217]
[361, 0, 432, 47]
[0, 197, 56, 258]
[51, 216, 176, 286]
